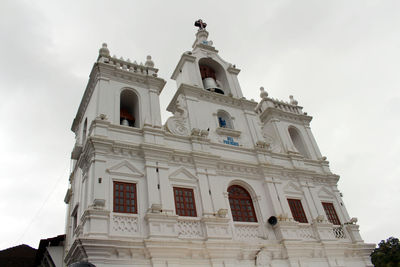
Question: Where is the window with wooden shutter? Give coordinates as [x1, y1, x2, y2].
[173, 187, 197, 217]
[228, 185, 257, 222]
[322, 202, 341, 225]
[113, 182, 137, 214]
[287, 198, 308, 223]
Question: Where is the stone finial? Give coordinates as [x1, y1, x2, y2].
[289, 95, 298, 105]
[217, 208, 228, 218]
[145, 55, 154, 68]
[260, 87, 268, 99]
[99, 43, 110, 57]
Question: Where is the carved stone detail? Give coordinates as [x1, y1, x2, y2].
[234, 223, 260, 240]
[112, 214, 139, 234]
[256, 248, 272, 267]
[297, 225, 315, 240]
[333, 226, 346, 239]
[262, 132, 283, 153]
[166, 95, 190, 136]
[177, 219, 203, 239]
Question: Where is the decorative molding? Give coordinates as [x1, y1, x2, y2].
[177, 218, 203, 239]
[112, 214, 139, 235]
[283, 181, 303, 195]
[216, 162, 261, 179]
[234, 223, 261, 240]
[107, 160, 144, 177]
[318, 186, 335, 199]
[215, 127, 241, 137]
[262, 132, 283, 153]
[165, 94, 190, 136]
[169, 167, 198, 183]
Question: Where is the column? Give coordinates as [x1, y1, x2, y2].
[157, 162, 174, 213]
[144, 160, 161, 209]
[196, 168, 214, 215]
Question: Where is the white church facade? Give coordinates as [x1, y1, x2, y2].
[64, 21, 374, 267]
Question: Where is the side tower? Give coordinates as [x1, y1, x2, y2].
[64, 21, 374, 267]
[64, 45, 167, 265]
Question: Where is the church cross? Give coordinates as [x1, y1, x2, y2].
[194, 19, 207, 30]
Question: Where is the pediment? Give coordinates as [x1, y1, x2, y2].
[169, 167, 198, 184]
[283, 181, 303, 195]
[107, 160, 144, 178]
[318, 187, 335, 199]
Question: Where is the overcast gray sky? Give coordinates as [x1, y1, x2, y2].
[1, 0, 399, 250]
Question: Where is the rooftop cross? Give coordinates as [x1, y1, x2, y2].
[194, 19, 207, 30]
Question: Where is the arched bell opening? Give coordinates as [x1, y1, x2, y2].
[198, 58, 230, 95]
[120, 89, 139, 128]
[288, 126, 310, 158]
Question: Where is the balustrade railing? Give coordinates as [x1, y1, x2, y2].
[177, 217, 203, 239]
[333, 226, 346, 239]
[111, 213, 139, 235]
[234, 222, 261, 240]
[272, 99, 303, 114]
[99, 56, 158, 76]
[297, 224, 315, 240]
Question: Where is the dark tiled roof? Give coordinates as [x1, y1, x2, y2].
[0, 244, 37, 267]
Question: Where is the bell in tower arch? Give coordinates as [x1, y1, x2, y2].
[202, 77, 224, 94]
[199, 64, 224, 94]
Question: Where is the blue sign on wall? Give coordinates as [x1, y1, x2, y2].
[223, 136, 239, 146]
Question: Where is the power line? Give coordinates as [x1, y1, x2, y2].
[16, 168, 67, 245]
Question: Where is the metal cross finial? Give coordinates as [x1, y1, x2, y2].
[194, 19, 207, 30]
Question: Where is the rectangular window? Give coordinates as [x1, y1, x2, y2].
[173, 187, 197, 217]
[322, 202, 341, 225]
[287, 198, 308, 223]
[113, 182, 137, 214]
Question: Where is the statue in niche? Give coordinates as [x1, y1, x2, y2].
[165, 94, 190, 136]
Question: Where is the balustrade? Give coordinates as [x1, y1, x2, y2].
[297, 224, 315, 240]
[333, 226, 346, 239]
[234, 222, 261, 241]
[177, 217, 203, 239]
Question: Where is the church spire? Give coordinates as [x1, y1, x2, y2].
[192, 19, 214, 49]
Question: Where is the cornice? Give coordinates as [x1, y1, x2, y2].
[260, 107, 313, 125]
[227, 64, 241, 75]
[75, 126, 335, 182]
[193, 43, 219, 53]
[216, 160, 261, 179]
[167, 83, 257, 113]
[71, 64, 100, 133]
[97, 62, 166, 91]
[171, 52, 197, 80]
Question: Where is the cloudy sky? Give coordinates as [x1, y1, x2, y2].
[0, 0, 399, 250]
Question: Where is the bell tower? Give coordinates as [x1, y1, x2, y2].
[171, 21, 243, 98]
[168, 21, 262, 149]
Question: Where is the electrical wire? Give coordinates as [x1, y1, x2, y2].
[16, 168, 68, 245]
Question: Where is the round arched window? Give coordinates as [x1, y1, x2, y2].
[288, 127, 309, 158]
[228, 185, 257, 222]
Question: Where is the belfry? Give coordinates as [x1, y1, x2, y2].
[63, 20, 374, 266]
